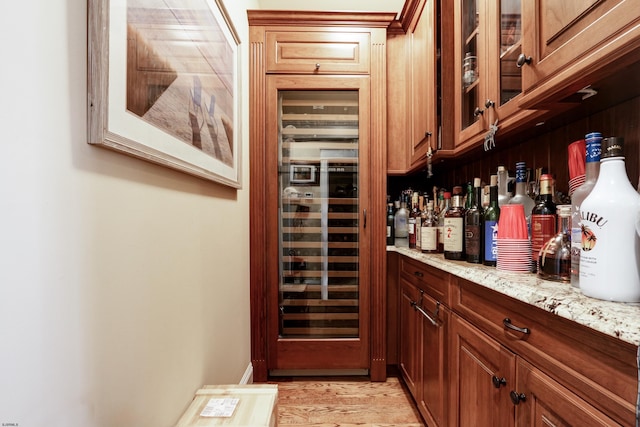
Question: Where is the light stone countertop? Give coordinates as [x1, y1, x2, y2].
[389, 244, 640, 347]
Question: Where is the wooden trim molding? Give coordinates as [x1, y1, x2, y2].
[248, 10, 397, 28]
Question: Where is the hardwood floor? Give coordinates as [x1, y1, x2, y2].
[270, 376, 425, 426]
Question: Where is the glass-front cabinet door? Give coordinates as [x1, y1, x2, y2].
[455, 0, 487, 146]
[489, 0, 523, 119]
[265, 75, 370, 372]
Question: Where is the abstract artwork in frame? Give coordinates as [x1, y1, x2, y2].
[88, 0, 242, 188]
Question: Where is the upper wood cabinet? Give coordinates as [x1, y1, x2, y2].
[265, 30, 371, 74]
[518, 0, 640, 109]
[447, 0, 548, 154]
[387, 0, 438, 174]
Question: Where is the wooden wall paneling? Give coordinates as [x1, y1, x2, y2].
[371, 35, 389, 382]
[249, 26, 269, 382]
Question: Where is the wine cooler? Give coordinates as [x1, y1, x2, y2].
[278, 89, 361, 339]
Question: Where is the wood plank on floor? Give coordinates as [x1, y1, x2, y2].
[269, 376, 425, 426]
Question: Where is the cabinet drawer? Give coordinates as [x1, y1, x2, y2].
[452, 276, 637, 426]
[400, 256, 449, 305]
[265, 31, 370, 74]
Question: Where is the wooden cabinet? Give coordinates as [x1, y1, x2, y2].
[446, 0, 548, 154]
[265, 30, 370, 74]
[450, 314, 515, 427]
[248, 10, 394, 382]
[519, 0, 640, 109]
[451, 275, 637, 426]
[394, 254, 637, 427]
[515, 358, 621, 426]
[397, 256, 450, 426]
[387, 0, 438, 174]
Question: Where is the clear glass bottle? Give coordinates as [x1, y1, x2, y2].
[579, 137, 640, 302]
[509, 161, 535, 234]
[497, 166, 511, 207]
[386, 202, 395, 246]
[444, 186, 466, 260]
[570, 132, 601, 288]
[394, 194, 409, 238]
[421, 201, 438, 253]
[465, 177, 484, 263]
[437, 192, 452, 253]
[538, 205, 572, 282]
[531, 174, 556, 270]
[483, 175, 500, 266]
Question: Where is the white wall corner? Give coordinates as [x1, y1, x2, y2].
[239, 363, 253, 384]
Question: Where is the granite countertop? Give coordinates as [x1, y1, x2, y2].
[388, 243, 640, 347]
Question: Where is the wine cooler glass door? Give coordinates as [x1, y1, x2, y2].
[279, 90, 360, 340]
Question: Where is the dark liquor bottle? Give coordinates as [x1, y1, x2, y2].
[531, 174, 557, 269]
[386, 202, 395, 246]
[444, 186, 466, 260]
[408, 192, 418, 249]
[538, 204, 571, 282]
[483, 175, 500, 266]
[465, 177, 484, 263]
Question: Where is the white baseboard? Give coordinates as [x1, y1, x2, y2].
[239, 363, 253, 384]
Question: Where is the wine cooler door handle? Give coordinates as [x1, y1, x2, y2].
[363, 208, 367, 228]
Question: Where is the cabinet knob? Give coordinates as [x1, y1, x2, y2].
[315, 63, 321, 70]
[491, 376, 507, 388]
[509, 391, 527, 405]
[485, 99, 495, 109]
[516, 53, 532, 68]
[473, 107, 484, 117]
[425, 131, 432, 138]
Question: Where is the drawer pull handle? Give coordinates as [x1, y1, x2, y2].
[492, 375, 507, 388]
[315, 63, 321, 70]
[414, 301, 440, 327]
[414, 271, 424, 277]
[509, 391, 527, 405]
[503, 318, 530, 335]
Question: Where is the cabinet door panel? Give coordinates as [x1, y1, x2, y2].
[419, 292, 449, 427]
[399, 278, 420, 397]
[266, 31, 370, 74]
[450, 314, 515, 427]
[515, 358, 621, 426]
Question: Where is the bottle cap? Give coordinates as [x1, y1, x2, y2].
[473, 177, 481, 187]
[452, 186, 463, 195]
[444, 192, 451, 199]
[490, 174, 498, 186]
[601, 137, 624, 159]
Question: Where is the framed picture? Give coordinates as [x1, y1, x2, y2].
[88, 0, 242, 188]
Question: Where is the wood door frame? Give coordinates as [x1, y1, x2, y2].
[248, 11, 390, 382]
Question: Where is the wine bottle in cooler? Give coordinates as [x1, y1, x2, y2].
[570, 133, 601, 288]
[579, 137, 640, 302]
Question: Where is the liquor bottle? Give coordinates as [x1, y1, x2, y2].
[394, 194, 409, 238]
[408, 192, 418, 249]
[538, 205, 572, 282]
[483, 175, 500, 266]
[570, 132, 601, 288]
[386, 202, 395, 246]
[497, 166, 512, 207]
[508, 161, 535, 235]
[437, 191, 452, 253]
[579, 137, 640, 302]
[444, 186, 466, 260]
[530, 174, 557, 269]
[465, 177, 484, 263]
[421, 201, 438, 253]
[416, 192, 425, 250]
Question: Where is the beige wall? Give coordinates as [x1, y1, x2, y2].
[0, 0, 258, 426]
